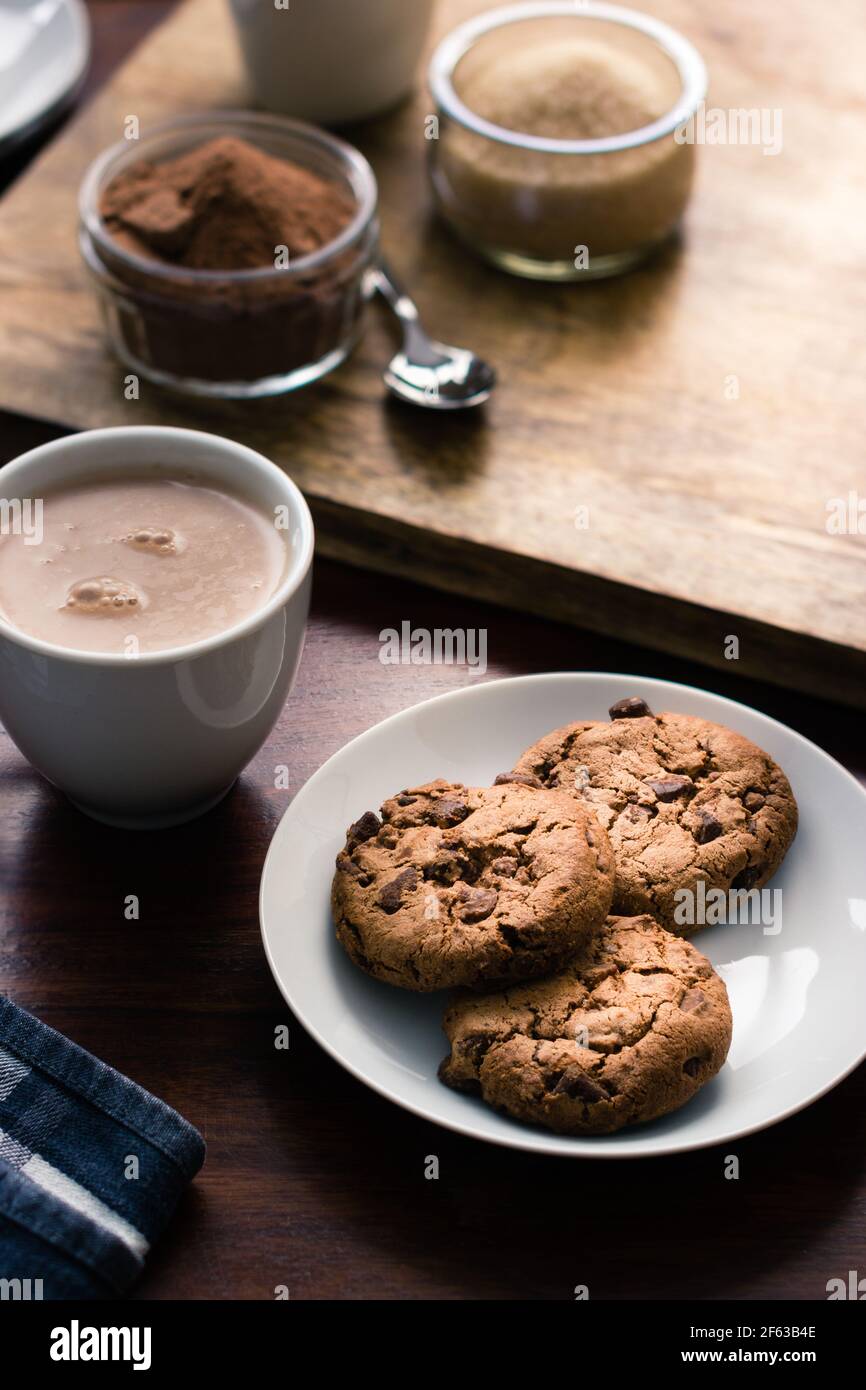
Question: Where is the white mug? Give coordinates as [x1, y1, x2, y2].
[228, 0, 436, 125]
[0, 427, 314, 828]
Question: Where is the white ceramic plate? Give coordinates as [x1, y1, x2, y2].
[0, 0, 90, 152]
[260, 673, 866, 1157]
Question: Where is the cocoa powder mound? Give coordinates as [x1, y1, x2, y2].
[100, 135, 355, 271]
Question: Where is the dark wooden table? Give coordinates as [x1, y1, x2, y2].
[1, 2, 863, 1301]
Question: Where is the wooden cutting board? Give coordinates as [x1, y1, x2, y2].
[0, 0, 864, 706]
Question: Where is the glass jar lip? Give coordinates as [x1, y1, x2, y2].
[78, 109, 379, 284]
[428, 0, 708, 155]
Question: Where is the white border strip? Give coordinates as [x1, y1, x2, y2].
[0, 1049, 30, 1101]
[21, 1153, 149, 1262]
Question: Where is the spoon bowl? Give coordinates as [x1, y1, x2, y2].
[383, 341, 496, 410]
[371, 261, 495, 410]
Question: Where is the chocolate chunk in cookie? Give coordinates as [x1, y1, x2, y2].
[439, 914, 732, 1134]
[455, 886, 498, 922]
[609, 696, 653, 719]
[377, 867, 417, 913]
[693, 807, 723, 844]
[645, 774, 694, 802]
[346, 811, 380, 847]
[332, 778, 615, 992]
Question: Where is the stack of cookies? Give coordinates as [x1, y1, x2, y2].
[331, 696, 798, 1136]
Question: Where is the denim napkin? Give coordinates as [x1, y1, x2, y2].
[0, 997, 205, 1299]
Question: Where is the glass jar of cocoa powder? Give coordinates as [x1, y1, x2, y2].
[79, 112, 379, 397]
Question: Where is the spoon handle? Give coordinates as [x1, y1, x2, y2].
[370, 259, 446, 365]
[369, 259, 419, 323]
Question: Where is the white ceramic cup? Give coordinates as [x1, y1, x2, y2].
[0, 427, 314, 828]
[228, 0, 436, 125]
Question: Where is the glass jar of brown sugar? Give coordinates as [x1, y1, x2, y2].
[428, 2, 706, 281]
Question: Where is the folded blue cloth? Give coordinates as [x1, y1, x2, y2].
[0, 997, 205, 1299]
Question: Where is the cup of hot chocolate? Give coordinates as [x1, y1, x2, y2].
[228, 0, 436, 126]
[0, 426, 314, 827]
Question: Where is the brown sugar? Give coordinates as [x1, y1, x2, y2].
[460, 38, 670, 139]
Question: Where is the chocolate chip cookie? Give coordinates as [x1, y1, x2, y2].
[511, 698, 798, 932]
[439, 914, 732, 1134]
[332, 779, 614, 992]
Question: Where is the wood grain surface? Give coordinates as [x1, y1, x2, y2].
[0, 0, 864, 705]
[0, 2, 865, 1302]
